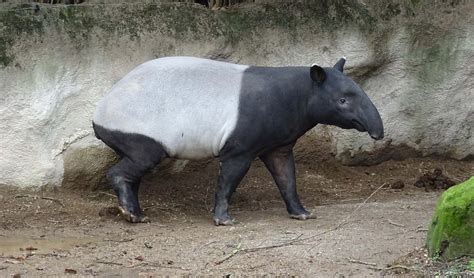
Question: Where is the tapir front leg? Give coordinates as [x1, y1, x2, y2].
[260, 145, 316, 220]
[213, 156, 252, 226]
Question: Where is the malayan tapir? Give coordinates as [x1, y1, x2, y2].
[93, 56, 384, 225]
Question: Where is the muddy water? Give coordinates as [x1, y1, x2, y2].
[0, 235, 102, 256]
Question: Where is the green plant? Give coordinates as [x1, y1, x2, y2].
[469, 259, 474, 272]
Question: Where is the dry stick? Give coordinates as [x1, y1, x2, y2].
[368, 264, 418, 272]
[388, 219, 405, 228]
[104, 238, 134, 243]
[213, 183, 388, 264]
[346, 258, 377, 266]
[126, 262, 145, 268]
[14, 194, 65, 207]
[215, 242, 242, 265]
[130, 261, 192, 271]
[216, 233, 304, 265]
[4, 259, 22, 265]
[238, 233, 304, 254]
[95, 260, 123, 266]
[24, 220, 41, 228]
[97, 191, 116, 198]
[194, 239, 218, 253]
[202, 240, 218, 248]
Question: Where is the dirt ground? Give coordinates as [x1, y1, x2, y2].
[0, 139, 473, 276]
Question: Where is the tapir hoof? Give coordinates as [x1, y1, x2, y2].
[289, 212, 317, 220]
[117, 206, 150, 223]
[213, 217, 238, 226]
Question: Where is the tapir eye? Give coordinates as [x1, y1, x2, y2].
[339, 98, 346, 104]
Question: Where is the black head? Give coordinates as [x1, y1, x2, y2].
[309, 58, 384, 140]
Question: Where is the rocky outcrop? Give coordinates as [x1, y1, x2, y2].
[0, 1, 473, 187]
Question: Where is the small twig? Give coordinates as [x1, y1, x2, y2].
[97, 191, 116, 198]
[202, 240, 218, 248]
[195, 240, 218, 252]
[41, 197, 65, 207]
[215, 242, 242, 265]
[37, 252, 69, 258]
[369, 264, 418, 272]
[135, 261, 191, 270]
[4, 259, 22, 264]
[248, 264, 266, 270]
[151, 263, 191, 271]
[415, 225, 428, 232]
[95, 260, 123, 266]
[347, 258, 377, 266]
[241, 233, 303, 253]
[126, 262, 146, 268]
[14, 194, 37, 199]
[387, 219, 405, 228]
[104, 238, 134, 243]
[14, 194, 64, 207]
[214, 233, 308, 265]
[336, 183, 388, 225]
[24, 221, 40, 228]
[216, 233, 303, 262]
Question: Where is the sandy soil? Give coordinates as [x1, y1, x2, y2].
[0, 142, 472, 276]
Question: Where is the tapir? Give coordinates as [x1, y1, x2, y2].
[93, 56, 384, 225]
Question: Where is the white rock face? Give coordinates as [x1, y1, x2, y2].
[331, 27, 474, 164]
[0, 2, 472, 187]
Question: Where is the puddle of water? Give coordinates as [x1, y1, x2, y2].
[0, 236, 101, 256]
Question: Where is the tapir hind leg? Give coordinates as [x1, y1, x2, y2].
[93, 123, 167, 223]
[213, 156, 252, 226]
[259, 145, 316, 220]
[107, 157, 162, 223]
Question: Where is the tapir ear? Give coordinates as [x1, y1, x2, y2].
[333, 57, 346, 72]
[310, 64, 326, 83]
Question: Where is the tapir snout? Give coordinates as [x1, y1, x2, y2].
[360, 101, 384, 140]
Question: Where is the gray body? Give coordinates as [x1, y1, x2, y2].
[93, 56, 384, 224]
[94, 57, 247, 159]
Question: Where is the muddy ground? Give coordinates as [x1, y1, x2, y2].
[0, 138, 473, 276]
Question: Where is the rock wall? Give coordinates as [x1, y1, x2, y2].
[0, 1, 473, 187]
